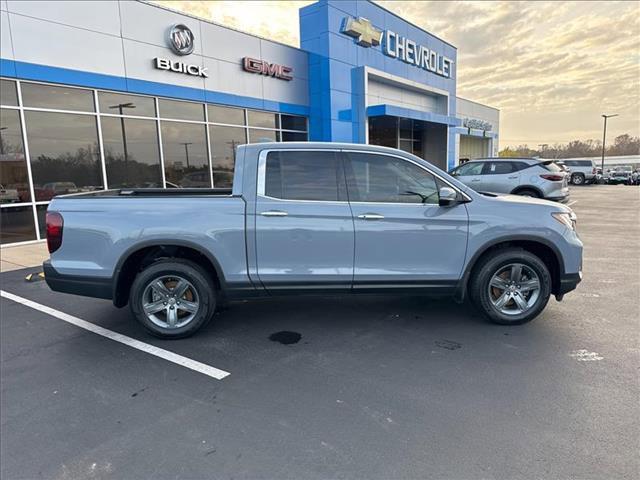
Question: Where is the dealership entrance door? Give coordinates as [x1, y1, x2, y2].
[368, 116, 447, 170]
[459, 134, 490, 162]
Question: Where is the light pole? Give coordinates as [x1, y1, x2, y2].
[0, 127, 7, 155]
[109, 102, 136, 185]
[180, 142, 193, 169]
[601, 114, 618, 174]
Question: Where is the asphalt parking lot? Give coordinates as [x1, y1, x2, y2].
[1, 185, 638, 479]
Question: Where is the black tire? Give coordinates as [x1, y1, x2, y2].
[514, 188, 541, 198]
[129, 258, 216, 338]
[571, 173, 585, 185]
[469, 248, 551, 325]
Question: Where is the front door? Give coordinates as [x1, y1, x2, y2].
[452, 161, 485, 191]
[255, 150, 354, 291]
[344, 152, 469, 289]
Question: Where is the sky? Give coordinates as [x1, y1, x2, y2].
[154, 1, 640, 148]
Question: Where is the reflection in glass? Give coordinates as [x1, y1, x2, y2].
[99, 91, 156, 117]
[208, 105, 245, 126]
[209, 125, 245, 188]
[25, 111, 103, 200]
[101, 117, 162, 188]
[21, 82, 94, 112]
[158, 99, 204, 121]
[0, 205, 36, 244]
[161, 121, 210, 188]
[280, 115, 307, 131]
[281, 131, 307, 142]
[368, 116, 397, 148]
[248, 129, 278, 143]
[248, 110, 277, 129]
[36, 203, 47, 239]
[0, 109, 30, 202]
[0, 79, 19, 106]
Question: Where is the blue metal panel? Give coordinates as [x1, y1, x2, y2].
[0, 58, 309, 115]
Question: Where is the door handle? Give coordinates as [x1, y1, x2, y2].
[508, 176, 518, 179]
[357, 213, 385, 220]
[471, 178, 481, 182]
[260, 210, 288, 217]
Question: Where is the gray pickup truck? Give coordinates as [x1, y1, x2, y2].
[44, 142, 583, 338]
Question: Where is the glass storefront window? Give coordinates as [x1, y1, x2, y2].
[158, 99, 204, 121]
[0, 79, 19, 106]
[25, 111, 103, 200]
[98, 91, 156, 117]
[209, 125, 246, 188]
[0, 205, 36, 244]
[161, 121, 210, 188]
[368, 116, 397, 148]
[248, 129, 278, 143]
[208, 105, 245, 126]
[280, 115, 307, 132]
[281, 131, 307, 142]
[248, 110, 277, 129]
[36, 203, 47, 239]
[21, 83, 95, 112]
[0, 108, 30, 203]
[101, 116, 162, 188]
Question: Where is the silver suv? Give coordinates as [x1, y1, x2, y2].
[561, 159, 597, 185]
[450, 158, 570, 202]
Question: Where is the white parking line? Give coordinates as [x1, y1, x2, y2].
[0, 290, 230, 380]
[567, 200, 578, 207]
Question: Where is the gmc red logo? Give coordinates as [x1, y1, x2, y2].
[242, 57, 293, 81]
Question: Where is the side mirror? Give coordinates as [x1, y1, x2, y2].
[438, 186, 458, 207]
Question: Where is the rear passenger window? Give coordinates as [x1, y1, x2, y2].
[264, 151, 344, 201]
[454, 162, 484, 176]
[485, 162, 514, 174]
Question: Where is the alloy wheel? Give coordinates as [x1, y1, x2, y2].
[487, 263, 541, 316]
[141, 275, 200, 329]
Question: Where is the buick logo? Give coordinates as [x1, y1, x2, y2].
[168, 24, 195, 56]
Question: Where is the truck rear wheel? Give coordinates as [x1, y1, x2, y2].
[129, 259, 216, 338]
[470, 249, 551, 325]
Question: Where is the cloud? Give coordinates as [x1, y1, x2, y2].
[153, 0, 640, 146]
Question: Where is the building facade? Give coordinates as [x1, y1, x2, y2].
[0, 0, 499, 245]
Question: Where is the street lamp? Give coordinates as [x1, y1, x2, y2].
[601, 114, 618, 174]
[180, 142, 193, 169]
[109, 102, 136, 185]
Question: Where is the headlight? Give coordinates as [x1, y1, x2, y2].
[552, 211, 577, 230]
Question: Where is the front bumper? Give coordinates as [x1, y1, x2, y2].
[558, 271, 582, 295]
[43, 260, 113, 300]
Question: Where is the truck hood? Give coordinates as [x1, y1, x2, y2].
[478, 191, 572, 212]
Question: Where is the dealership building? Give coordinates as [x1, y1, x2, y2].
[0, 0, 499, 245]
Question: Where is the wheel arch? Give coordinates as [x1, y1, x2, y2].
[510, 185, 544, 197]
[112, 239, 226, 308]
[456, 236, 564, 301]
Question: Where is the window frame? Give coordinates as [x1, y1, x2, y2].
[481, 161, 516, 175]
[257, 148, 347, 203]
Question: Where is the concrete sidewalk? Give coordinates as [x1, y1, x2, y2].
[0, 242, 49, 273]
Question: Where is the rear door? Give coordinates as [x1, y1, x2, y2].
[481, 161, 520, 193]
[345, 151, 468, 287]
[254, 150, 354, 291]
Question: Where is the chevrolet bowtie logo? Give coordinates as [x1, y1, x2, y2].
[341, 17, 382, 48]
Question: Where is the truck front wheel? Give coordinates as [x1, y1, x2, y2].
[129, 259, 216, 338]
[470, 249, 551, 325]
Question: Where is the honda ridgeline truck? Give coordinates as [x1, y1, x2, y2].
[44, 143, 583, 338]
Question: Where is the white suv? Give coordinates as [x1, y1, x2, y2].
[561, 159, 598, 185]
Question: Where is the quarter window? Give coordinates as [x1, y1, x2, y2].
[345, 153, 439, 204]
[264, 151, 343, 201]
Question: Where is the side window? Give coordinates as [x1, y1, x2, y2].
[512, 162, 528, 171]
[264, 151, 344, 201]
[454, 162, 484, 176]
[484, 162, 514, 174]
[345, 153, 439, 204]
